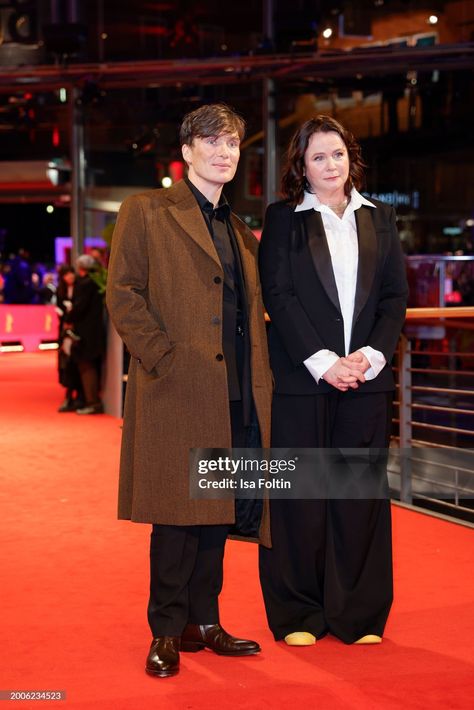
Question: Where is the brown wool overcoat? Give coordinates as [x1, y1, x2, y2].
[106, 180, 273, 546]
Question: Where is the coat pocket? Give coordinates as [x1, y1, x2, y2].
[149, 343, 177, 381]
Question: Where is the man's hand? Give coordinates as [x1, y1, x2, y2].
[322, 357, 366, 391]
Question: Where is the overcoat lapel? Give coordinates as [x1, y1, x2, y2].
[303, 209, 341, 313]
[230, 215, 257, 304]
[166, 182, 222, 268]
[353, 206, 377, 322]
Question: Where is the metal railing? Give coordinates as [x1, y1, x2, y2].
[390, 306, 474, 520]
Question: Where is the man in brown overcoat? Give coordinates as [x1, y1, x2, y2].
[106, 104, 272, 678]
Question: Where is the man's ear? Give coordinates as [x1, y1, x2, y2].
[181, 143, 191, 164]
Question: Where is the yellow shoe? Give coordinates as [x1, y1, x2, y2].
[284, 632, 316, 646]
[353, 634, 382, 645]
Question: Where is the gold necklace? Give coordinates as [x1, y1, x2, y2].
[315, 193, 349, 218]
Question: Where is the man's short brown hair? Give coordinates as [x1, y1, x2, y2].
[179, 103, 245, 146]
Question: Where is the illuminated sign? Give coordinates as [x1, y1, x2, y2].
[363, 190, 420, 209]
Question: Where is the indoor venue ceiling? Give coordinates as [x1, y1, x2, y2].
[0, 0, 473, 213]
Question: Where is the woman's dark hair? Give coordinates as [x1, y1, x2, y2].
[281, 115, 366, 205]
[57, 264, 75, 279]
[56, 265, 75, 300]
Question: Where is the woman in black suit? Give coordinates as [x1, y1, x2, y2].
[258, 116, 408, 646]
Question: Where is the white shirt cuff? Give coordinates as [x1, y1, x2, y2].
[304, 350, 339, 384]
[359, 346, 386, 380]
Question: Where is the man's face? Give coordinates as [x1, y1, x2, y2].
[182, 132, 240, 193]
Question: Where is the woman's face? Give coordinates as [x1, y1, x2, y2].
[303, 130, 350, 200]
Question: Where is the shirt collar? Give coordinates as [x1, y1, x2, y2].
[294, 187, 376, 214]
[185, 176, 230, 219]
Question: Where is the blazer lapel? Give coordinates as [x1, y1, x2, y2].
[166, 181, 222, 268]
[303, 209, 341, 314]
[353, 206, 377, 322]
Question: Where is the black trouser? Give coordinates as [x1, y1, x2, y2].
[259, 390, 393, 644]
[148, 522, 230, 637]
[147, 400, 248, 638]
[76, 357, 101, 406]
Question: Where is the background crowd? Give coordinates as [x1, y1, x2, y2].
[0, 247, 108, 416]
[0, 247, 107, 305]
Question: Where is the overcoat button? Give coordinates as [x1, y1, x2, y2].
[215, 353, 224, 361]
[214, 276, 222, 284]
[211, 316, 221, 325]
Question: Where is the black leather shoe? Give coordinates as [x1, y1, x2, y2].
[57, 398, 75, 412]
[181, 624, 260, 656]
[145, 637, 180, 677]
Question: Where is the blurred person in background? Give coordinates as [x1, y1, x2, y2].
[66, 254, 106, 415]
[35, 272, 57, 305]
[3, 249, 33, 304]
[56, 265, 84, 412]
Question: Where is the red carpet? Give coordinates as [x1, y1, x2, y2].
[1, 352, 473, 709]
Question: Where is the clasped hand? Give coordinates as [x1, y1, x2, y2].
[323, 351, 370, 392]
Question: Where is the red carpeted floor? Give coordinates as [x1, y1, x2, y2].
[1, 351, 473, 709]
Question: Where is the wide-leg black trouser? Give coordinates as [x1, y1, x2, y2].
[259, 390, 393, 644]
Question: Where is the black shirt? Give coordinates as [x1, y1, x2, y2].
[185, 177, 241, 311]
[185, 177, 245, 402]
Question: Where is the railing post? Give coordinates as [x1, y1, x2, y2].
[398, 334, 413, 503]
[70, 86, 86, 262]
[262, 0, 277, 208]
[438, 260, 446, 307]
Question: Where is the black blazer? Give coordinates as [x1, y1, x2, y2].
[258, 198, 408, 395]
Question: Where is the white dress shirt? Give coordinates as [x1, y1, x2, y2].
[295, 188, 386, 384]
